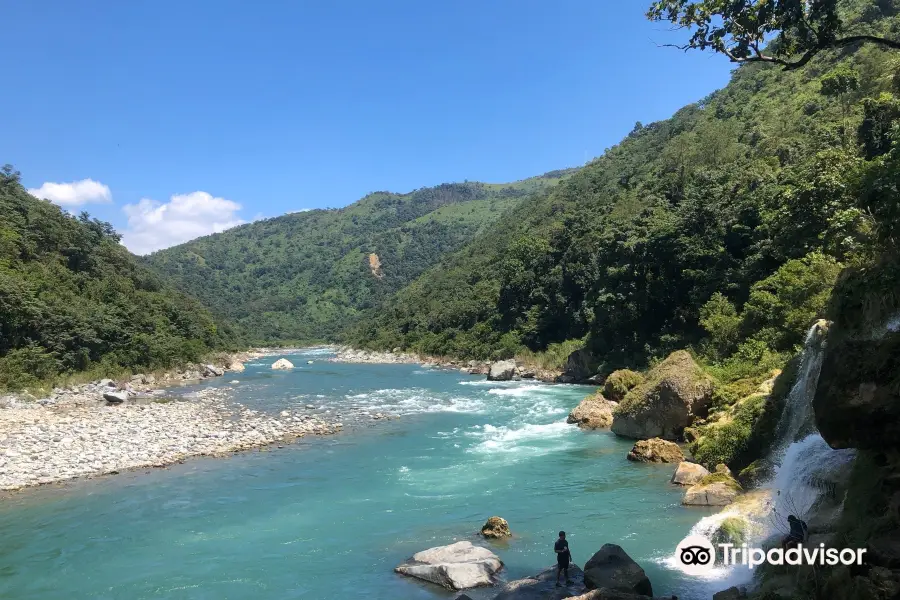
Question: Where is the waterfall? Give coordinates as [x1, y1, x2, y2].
[766, 320, 855, 528]
[680, 320, 855, 586]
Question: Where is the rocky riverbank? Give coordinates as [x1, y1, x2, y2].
[330, 347, 564, 382]
[0, 352, 342, 492]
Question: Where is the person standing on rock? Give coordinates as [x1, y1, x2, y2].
[554, 531, 573, 587]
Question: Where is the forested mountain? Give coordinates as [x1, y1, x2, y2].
[144, 172, 573, 342]
[0, 168, 241, 391]
[352, 1, 900, 374]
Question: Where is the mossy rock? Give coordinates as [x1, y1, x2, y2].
[602, 369, 644, 402]
[611, 351, 715, 440]
[712, 517, 749, 547]
[738, 459, 775, 489]
[699, 472, 743, 491]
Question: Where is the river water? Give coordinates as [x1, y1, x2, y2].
[0, 350, 728, 599]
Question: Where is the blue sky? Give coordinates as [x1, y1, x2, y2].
[1, 0, 733, 254]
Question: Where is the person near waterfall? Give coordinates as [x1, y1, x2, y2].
[555, 531, 573, 587]
[782, 515, 808, 550]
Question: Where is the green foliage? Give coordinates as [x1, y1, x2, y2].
[698, 471, 743, 490]
[699, 293, 741, 359]
[820, 66, 861, 97]
[145, 173, 572, 344]
[740, 252, 843, 352]
[601, 369, 644, 402]
[691, 395, 769, 469]
[516, 339, 585, 372]
[647, 0, 900, 70]
[0, 175, 241, 391]
[859, 92, 900, 158]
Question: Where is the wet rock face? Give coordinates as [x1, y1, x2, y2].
[611, 351, 714, 441]
[582, 544, 652, 596]
[814, 332, 900, 450]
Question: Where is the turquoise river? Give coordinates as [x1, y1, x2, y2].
[0, 349, 731, 599]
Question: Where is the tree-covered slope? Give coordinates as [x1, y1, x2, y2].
[0, 168, 242, 391]
[144, 172, 573, 343]
[354, 2, 900, 371]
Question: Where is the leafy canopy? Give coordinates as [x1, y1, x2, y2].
[647, 0, 900, 69]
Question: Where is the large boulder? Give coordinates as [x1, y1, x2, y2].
[202, 364, 224, 377]
[814, 261, 900, 451]
[602, 370, 644, 402]
[582, 544, 652, 596]
[559, 348, 596, 383]
[481, 516, 512, 539]
[671, 461, 710, 486]
[488, 360, 518, 381]
[568, 394, 616, 429]
[626, 438, 684, 463]
[103, 390, 128, 404]
[492, 565, 585, 599]
[227, 360, 245, 373]
[395, 541, 503, 590]
[271, 358, 295, 370]
[682, 474, 742, 506]
[611, 351, 714, 440]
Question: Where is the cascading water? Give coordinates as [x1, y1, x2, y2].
[766, 320, 855, 529]
[677, 320, 855, 589]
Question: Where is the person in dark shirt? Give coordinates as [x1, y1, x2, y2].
[554, 531, 573, 587]
[782, 515, 808, 550]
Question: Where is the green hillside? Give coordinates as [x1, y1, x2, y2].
[144, 172, 574, 343]
[0, 168, 242, 391]
[353, 1, 900, 373]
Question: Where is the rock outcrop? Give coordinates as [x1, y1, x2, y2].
[626, 438, 684, 463]
[395, 541, 503, 590]
[611, 351, 714, 440]
[671, 461, 710, 485]
[481, 516, 512, 539]
[271, 358, 294, 370]
[559, 348, 596, 383]
[492, 565, 585, 599]
[568, 394, 616, 429]
[602, 370, 644, 403]
[682, 473, 742, 506]
[488, 360, 518, 381]
[814, 264, 900, 451]
[582, 544, 652, 596]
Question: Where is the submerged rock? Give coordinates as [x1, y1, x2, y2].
[611, 351, 714, 440]
[568, 394, 616, 429]
[582, 544, 652, 596]
[394, 541, 503, 590]
[626, 438, 683, 463]
[271, 358, 295, 370]
[671, 461, 709, 485]
[481, 516, 512, 539]
[488, 360, 517, 381]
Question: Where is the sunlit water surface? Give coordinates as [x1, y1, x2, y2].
[0, 350, 725, 599]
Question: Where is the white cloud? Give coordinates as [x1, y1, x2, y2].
[120, 191, 245, 255]
[28, 179, 112, 206]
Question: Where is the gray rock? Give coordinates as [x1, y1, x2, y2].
[583, 544, 652, 596]
[488, 360, 517, 381]
[203, 364, 224, 377]
[560, 348, 596, 383]
[395, 541, 503, 590]
[271, 358, 294, 370]
[492, 565, 585, 599]
[103, 391, 128, 404]
[671, 461, 709, 486]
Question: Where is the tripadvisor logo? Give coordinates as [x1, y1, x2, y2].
[675, 534, 867, 575]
